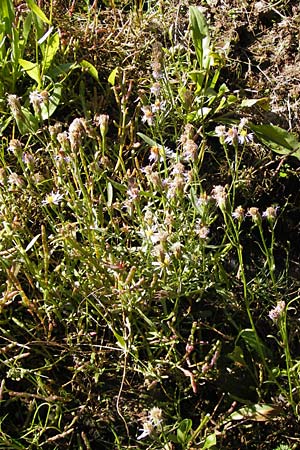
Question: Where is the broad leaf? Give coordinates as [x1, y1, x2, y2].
[250, 123, 300, 160]
[19, 58, 41, 85]
[190, 6, 211, 70]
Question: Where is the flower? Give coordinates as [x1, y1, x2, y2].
[151, 99, 166, 113]
[148, 406, 163, 425]
[137, 421, 154, 440]
[29, 90, 48, 114]
[225, 127, 239, 145]
[262, 206, 278, 222]
[183, 139, 198, 162]
[232, 205, 245, 221]
[149, 145, 161, 163]
[268, 300, 285, 322]
[141, 106, 154, 126]
[150, 82, 161, 96]
[211, 185, 227, 210]
[238, 128, 254, 144]
[195, 220, 210, 239]
[247, 207, 261, 224]
[42, 191, 64, 206]
[7, 139, 23, 154]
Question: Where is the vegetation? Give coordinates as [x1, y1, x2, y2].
[0, 0, 299, 448]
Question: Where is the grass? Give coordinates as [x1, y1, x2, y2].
[0, 0, 299, 449]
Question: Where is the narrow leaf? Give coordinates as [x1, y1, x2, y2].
[25, 234, 41, 252]
[42, 31, 59, 70]
[107, 182, 113, 207]
[26, 0, 50, 24]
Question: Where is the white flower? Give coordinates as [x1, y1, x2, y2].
[137, 421, 154, 440]
[42, 191, 64, 206]
[151, 99, 166, 113]
[211, 185, 227, 209]
[148, 406, 163, 425]
[141, 106, 154, 126]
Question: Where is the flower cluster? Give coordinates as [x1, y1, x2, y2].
[137, 407, 163, 440]
[215, 118, 254, 146]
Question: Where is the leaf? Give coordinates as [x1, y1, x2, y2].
[237, 328, 270, 358]
[25, 234, 41, 252]
[189, 6, 211, 70]
[229, 404, 281, 422]
[137, 132, 160, 148]
[80, 59, 99, 82]
[107, 182, 113, 207]
[41, 31, 59, 71]
[26, 0, 50, 24]
[108, 67, 119, 86]
[177, 419, 192, 444]
[23, 11, 33, 44]
[240, 97, 270, 110]
[18, 58, 41, 85]
[202, 433, 217, 449]
[250, 123, 300, 160]
[37, 26, 54, 45]
[0, 0, 15, 34]
[40, 83, 62, 120]
[227, 345, 247, 367]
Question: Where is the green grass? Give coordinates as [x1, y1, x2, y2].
[0, 0, 299, 448]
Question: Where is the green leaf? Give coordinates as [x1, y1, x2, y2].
[177, 418, 192, 444]
[42, 31, 59, 71]
[241, 97, 270, 110]
[18, 58, 41, 85]
[108, 67, 119, 86]
[229, 404, 280, 422]
[23, 11, 33, 44]
[189, 6, 211, 70]
[202, 433, 217, 449]
[0, 0, 15, 34]
[26, 0, 50, 24]
[250, 123, 300, 160]
[237, 328, 271, 359]
[137, 132, 160, 148]
[79, 59, 99, 82]
[38, 25, 54, 45]
[227, 345, 247, 367]
[40, 83, 62, 120]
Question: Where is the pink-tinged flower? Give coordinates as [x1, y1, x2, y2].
[232, 205, 245, 221]
[225, 127, 239, 145]
[268, 300, 285, 322]
[262, 206, 278, 222]
[246, 207, 261, 224]
[150, 82, 161, 96]
[211, 185, 227, 210]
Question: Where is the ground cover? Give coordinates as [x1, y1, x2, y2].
[0, 0, 299, 448]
